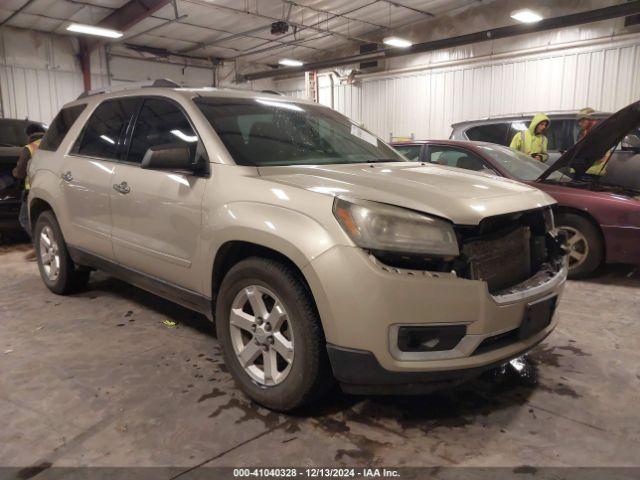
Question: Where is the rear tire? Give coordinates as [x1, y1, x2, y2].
[556, 212, 603, 279]
[216, 257, 333, 411]
[34, 210, 90, 294]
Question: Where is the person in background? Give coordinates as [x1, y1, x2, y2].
[577, 107, 598, 140]
[577, 107, 608, 176]
[12, 123, 46, 258]
[509, 113, 550, 162]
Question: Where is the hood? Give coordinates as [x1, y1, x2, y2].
[258, 163, 555, 225]
[539, 100, 640, 181]
[529, 113, 550, 134]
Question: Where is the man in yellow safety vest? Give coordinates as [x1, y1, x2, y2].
[509, 113, 550, 162]
[12, 123, 46, 247]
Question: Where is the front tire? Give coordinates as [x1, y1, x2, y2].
[556, 212, 603, 279]
[34, 210, 90, 294]
[216, 257, 333, 411]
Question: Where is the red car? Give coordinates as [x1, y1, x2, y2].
[393, 100, 640, 278]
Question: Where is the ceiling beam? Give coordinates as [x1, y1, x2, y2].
[77, 0, 173, 53]
[97, 0, 173, 34]
[380, 1, 434, 18]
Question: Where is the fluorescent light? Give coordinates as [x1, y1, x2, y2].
[67, 23, 123, 39]
[510, 9, 543, 23]
[279, 58, 304, 67]
[99, 135, 115, 144]
[383, 36, 413, 48]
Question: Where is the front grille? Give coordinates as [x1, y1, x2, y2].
[463, 226, 532, 293]
[455, 207, 556, 294]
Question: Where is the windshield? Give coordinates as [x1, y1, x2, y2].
[0, 119, 28, 147]
[478, 144, 564, 181]
[194, 96, 405, 166]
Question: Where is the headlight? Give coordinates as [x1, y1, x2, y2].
[333, 197, 459, 257]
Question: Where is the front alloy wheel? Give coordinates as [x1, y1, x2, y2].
[229, 285, 294, 386]
[216, 257, 333, 411]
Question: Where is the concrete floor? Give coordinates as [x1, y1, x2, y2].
[1, 242, 639, 472]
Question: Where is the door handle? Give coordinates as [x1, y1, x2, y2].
[113, 181, 131, 195]
[61, 171, 73, 182]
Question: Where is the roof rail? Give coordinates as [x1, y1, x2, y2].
[77, 78, 181, 100]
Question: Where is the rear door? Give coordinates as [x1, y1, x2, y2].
[59, 98, 139, 259]
[110, 96, 208, 291]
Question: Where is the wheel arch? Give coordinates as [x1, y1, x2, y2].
[211, 240, 316, 310]
[29, 196, 55, 231]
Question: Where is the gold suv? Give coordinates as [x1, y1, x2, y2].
[28, 83, 567, 411]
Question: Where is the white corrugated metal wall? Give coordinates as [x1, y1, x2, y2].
[278, 33, 640, 140]
[0, 27, 109, 123]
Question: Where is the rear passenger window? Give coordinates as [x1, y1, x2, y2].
[127, 98, 199, 164]
[73, 99, 139, 160]
[40, 104, 86, 151]
[466, 124, 509, 145]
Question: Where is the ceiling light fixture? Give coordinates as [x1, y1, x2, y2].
[279, 58, 304, 67]
[383, 36, 413, 48]
[67, 23, 123, 39]
[510, 9, 543, 23]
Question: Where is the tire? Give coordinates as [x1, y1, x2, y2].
[33, 210, 90, 294]
[216, 257, 333, 411]
[556, 212, 603, 279]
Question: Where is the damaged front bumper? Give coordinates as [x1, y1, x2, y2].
[303, 245, 567, 394]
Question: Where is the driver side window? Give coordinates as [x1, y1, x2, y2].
[127, 98, 201, 164]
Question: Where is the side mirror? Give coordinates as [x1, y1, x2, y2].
[141, 144, 192, 171]
[621, 134, 640, 151]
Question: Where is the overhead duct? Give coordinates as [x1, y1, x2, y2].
[242, 1, 640, 81]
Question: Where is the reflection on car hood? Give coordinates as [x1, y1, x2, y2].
[258, 162, 555, 225]
[539, 100, 640, 181]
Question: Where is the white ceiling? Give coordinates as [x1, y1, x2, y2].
[0, 0, 480, 68]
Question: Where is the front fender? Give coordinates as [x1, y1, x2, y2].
[200, 201, 338, 295]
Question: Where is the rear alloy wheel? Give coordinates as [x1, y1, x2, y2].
[216, 257, 333, 411]
[34, 210, 90, 294]
[556, 212, 603, 279]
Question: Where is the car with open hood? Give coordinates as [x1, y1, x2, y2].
[27, 83, 567, 410]
[393, 100, 640, 278]
[0, 118, 47, 235]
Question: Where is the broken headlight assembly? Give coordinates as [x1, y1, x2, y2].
[332, 197, 459, 259]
